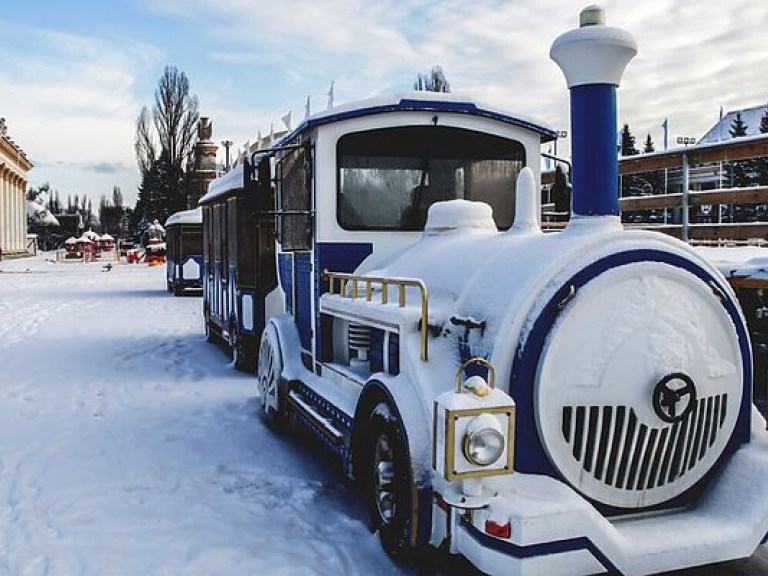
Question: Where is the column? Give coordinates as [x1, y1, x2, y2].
[21, 178, 27, 252]
[10, 174, 17, 252]
[13, 174, 20, 252]
[1, 170, 7, 254]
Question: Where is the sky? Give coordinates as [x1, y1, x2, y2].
[1, 0, 767, 208]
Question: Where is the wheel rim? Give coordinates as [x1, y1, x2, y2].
[258, 332, 277, 413]
[373, 432, 397, 524]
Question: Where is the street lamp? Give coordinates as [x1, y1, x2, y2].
[221, 140, 233, 170]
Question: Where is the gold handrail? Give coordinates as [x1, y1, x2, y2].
[323, 269, 429, 361]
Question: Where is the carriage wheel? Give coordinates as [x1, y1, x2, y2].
[257, 324, 283, 423]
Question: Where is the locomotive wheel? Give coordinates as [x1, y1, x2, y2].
[363, 402, 415, 558]
[257, 324, 283, 424]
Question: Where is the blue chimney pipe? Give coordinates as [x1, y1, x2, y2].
[550, 5, 637, 218]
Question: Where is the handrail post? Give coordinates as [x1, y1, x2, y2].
[682, 152, 690, 242]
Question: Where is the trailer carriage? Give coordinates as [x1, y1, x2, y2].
[201, 7, 768, 575]
[200, 161, 277, 369]
[165, 207, 203, 295]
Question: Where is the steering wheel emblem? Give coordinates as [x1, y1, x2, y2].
[653, 373, 697, 424]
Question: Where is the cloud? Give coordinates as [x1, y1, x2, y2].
[0, 20, 162, 202]
[88, 162, 130, 174]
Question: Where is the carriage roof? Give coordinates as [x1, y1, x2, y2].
[165, 206, 203, 227]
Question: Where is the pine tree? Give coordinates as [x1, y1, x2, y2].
[620, 124, 639, 156]
[620, 124, 641, 199]
[643, 134, 655, 153]
[756, 106, 768, 186]
[728, 111, 752, 188]
[729, 111, 748, 138]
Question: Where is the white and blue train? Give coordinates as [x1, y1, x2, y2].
[201, 7, 768, 574]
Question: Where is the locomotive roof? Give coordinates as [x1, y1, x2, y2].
[281, 91, 558, 144]
[165, 206, 203, 227]
[200, 92, 556, 206]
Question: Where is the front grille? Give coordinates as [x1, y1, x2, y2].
[561, 394, 728, 492]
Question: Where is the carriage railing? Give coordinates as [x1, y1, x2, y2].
[322, 270, 429, 362]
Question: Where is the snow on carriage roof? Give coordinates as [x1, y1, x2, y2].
[283, 91, 558, 144]
[99, 233, 114, 241]
[64, 236, 78, 244]
[165, 207, 203, 227]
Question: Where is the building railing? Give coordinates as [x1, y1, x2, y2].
[542, 185, 768, 241]
[322, 270, 429, 361]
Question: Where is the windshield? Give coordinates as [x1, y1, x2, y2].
[337, 126, 526, 230]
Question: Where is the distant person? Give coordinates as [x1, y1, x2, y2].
[552, 164, 572, 222]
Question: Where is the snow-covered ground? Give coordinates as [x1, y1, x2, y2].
[1, 253, 767, 576]
[0, 255, 407, 576]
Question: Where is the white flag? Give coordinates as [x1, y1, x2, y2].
[305, 95, 311, 120]
[269, 122, 274, 146]
[282, 110, 292, 131]
[257, 130, 262, 149]
[327, 81, 335, 110]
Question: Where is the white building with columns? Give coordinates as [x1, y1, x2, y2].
[0, 118, 32, 257]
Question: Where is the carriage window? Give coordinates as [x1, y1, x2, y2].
[182, 227, 201, 257]
[337, 126, 525, 230]
[278, 147, 312, 251]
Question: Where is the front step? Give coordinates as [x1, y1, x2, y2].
[287, 389, 344, 445]
[284, 381, 355, 462]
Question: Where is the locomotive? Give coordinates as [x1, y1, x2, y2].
[202, 6, 768, 574]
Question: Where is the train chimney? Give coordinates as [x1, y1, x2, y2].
[550, 5, 637, 219]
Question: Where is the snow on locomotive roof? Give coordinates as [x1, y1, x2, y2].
[165, 206, 202, 227]
[283, 91, 558, 144]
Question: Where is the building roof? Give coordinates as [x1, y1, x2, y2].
[699, 104, 767, 144]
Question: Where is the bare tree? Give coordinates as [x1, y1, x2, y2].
[134, 66, 199, 220]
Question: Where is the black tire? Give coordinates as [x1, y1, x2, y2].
[257, 323, 284, 425]
[364, 402, 416, 558]
[173, 284, 183, 296]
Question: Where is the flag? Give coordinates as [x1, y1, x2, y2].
[661, 118, 668, 150]
[282, 110, 292, 131]
[257, 129, 262, 149]
[305, 95, 311, 120]
[269, 123, 274, 147]
[719, 106, 724, 120]
[327, 81, 335, 110]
